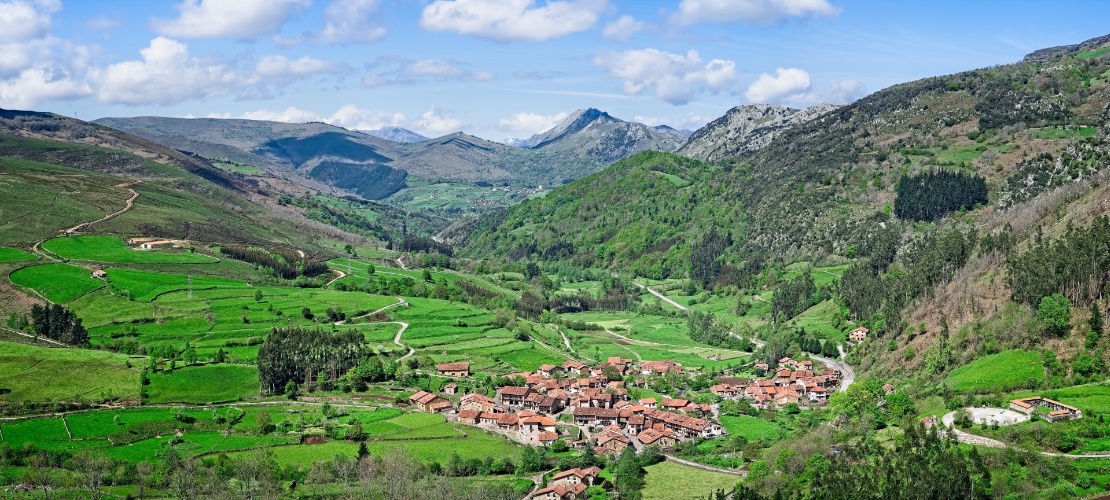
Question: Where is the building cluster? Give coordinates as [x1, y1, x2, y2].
[1009, 396, 1084, 422]
[710, 357, 839, 409]
[532, 466, 602, 500]
[415, 357, 729, 454]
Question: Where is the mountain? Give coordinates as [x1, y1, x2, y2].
[677, 103, 839, 163]
[520, 108, 689, 164]
[459, 36, 1110, 290]
[94, 109, 689, 212]
[360, 126, 427, 143]
[1022, 32, 1110, 61]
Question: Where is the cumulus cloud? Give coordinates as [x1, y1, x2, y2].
[229, 104, 407, 130]
[318, 0, 387, 43]
[602, 15, 645, 41]
[255, 55, 341, 81]
[594, 48, 737, 105]
[153, 0, 310, 41]
[96, 37, 256, 105]
[0, 66, 91, 109]
[632, 112, 708, 130]
[0, 0, 59, 44]
[413, 107, 462, 136]
[671, 0, 839, 26]
[420, 0, 606, 42]
[361, 58, 494, 87]
[498, 111, 569, 135]
[745, 67, 862, 106]
[0, 1, 95, 109]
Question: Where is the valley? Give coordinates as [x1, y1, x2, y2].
[2, 28, 1110, 500]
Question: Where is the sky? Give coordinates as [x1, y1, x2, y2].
[1, 0, 1109, 142]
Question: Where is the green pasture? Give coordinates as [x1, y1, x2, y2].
[719, 415, 783, 442]
[146, 364, 259, 404]
[9, 263, 104, 303]
[944, 349, 1043, 393]
[0, 247, 36, 262]
[642, 461, 740, 500]
[42, 235, 217, 263]
[0, 340, 139, 402]
[105, 267, 247, 301]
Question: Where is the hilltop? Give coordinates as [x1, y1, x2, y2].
[677, 103, 839, 163]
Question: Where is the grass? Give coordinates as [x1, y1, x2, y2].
[642, 460, 740, 500]
[42, 236, 217, 264]
[9, 263, 105, 303]
[0, 247, 36, 262]
[719, 415, 783, 442]
[944, 349, 1042, 393]
[105, 267, 248, 301]
[145, 364, 259, 404]
[0, 340, 139, 402]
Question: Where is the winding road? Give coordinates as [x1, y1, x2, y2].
[392, 322, 413, 362]
[940, 411, 1110, 458]
[63, 182, 140, 234]
[633, 282, 688, 312]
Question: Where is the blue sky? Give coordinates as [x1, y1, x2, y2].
[1, 0, 1108, 142]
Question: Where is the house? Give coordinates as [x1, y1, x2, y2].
[882, 384, 895, 395]
[552, 467, 602, 488]
[140, 240, 176, 250]
[849, 327, 869, 342]
[479, 412, 501, 426]
[127, 237, 156, 245]
[638, 427, 678, 447]
[640, 398, 657, 409]
[640, 360, 682, 375]
[537, 364, 562, 378]
[521, 415, 558, 433]
[457, 409, 481, 425]
[537, 431, 560, 446]
[90, 269, 108, 279]
[595, 427, 631, 455]
[496, 412, 520, 430]
[572, 407, 622, 427]
[563, 360, 589, 375]
[499, 386, 532, 406]
[459, 393, 499, 413]
[442, 382, 458, 395]
[437, 362, 470, 377]
[642, 409, 723, 439]
[660, 399, 693, 413]
[533, 483, 587, 500]
[710, 384, 739, 398]
[408, 391, 451, 412]
[808, 386, 828, 403]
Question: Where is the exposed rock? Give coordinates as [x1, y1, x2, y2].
[677, 103, 839, 163]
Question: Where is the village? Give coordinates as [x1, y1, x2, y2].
[405, 354, 844, 463]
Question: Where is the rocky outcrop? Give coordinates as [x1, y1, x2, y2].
[677, 103, 839, 163]
[1023, 33, 1110, 62]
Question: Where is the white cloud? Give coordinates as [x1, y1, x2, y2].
[420, 0, 607, 42]
[498, 111, 568, 134]
[153, 0, 310, 41]
[361, 74, 388, 88]
[632, 112, 708, 130]
[413, 107, 461, 136]
[318, 0, 386, 43]
[602, 15, 644, 41]
[671, 0, 839, 26]
[745, 67, 862, 106]
[745, 67, 810, 103]
[96, 37, 256, 105]
[255, 55, 340, 81]
[0, 66, 91, 109]
[229, 104, 407, 131]
[404, 59, 494, 81]
[594, 48, 737, 105]
[0, 0, 59, 44]
[86, 15, 122, 31]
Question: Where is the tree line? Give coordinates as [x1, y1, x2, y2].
[894, 170, 987, 222]
[1008, 216, 1110, 308]
[220, 244, 329, 280]
[29, 304, 88, 345]
[256, 328, 367, 394]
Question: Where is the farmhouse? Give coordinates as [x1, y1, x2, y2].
[457, 409, 481, 425]
[637, 427, 678, 447]
[442, 382, 458, 395]
[90, 269, 108, 278]
[640, 360, 682, 375]
[1010, 396, 1083, 422]
[552, 467, 601, 488]
[533, 482, 587, 500]
[140, 240, 176, 250]
[436, 362, 470, 377]
[408, 391, 451, 412]
[595, 427, 631, 455]
[849, 327, 869, 342]
[498, 386, 532, 406]
[563, 360, 588, 375]
[537, 364, 563, 378]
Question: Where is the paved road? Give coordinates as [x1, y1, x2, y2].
[633, 282, 688, 312]
[940, 410, 1110, 458]
[392, 322, 413, 361]
[810, 352, 854, 393]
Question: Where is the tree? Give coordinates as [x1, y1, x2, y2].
[885, 392, 916, 419]
[255, 289, 264, 302]
[1091, 301, 1104, 336]
[613, 448, 645, 500]
[302, 307, 314, 320]
[1038, 293, 1072, 336]
[284, 380, 299, 399]
[348, 419, 367, 441]
[257, 409, 273, 434]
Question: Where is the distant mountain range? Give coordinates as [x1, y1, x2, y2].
[359, 126, 427, 143]
[93, 108, 693, 210]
